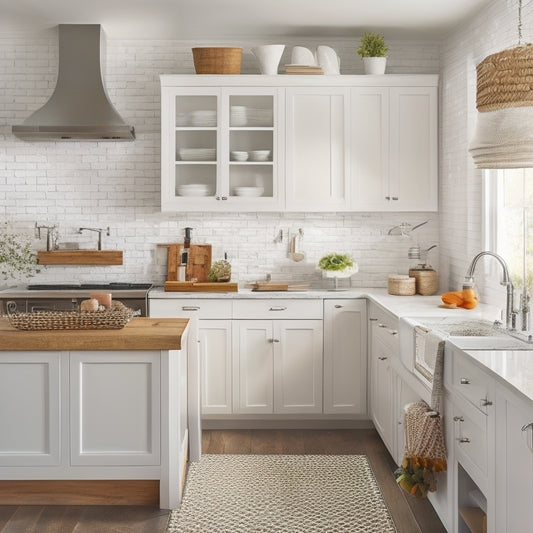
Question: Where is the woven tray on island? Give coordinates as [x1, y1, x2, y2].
[8, 301, 135, 331]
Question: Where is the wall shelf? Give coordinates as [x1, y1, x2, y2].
[37, 251, 123, 265]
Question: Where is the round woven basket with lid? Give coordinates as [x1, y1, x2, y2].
[192, 47, 242, 74]
[408, 268, 439, 296]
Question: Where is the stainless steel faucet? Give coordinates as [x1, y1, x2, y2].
[464, 251, 516, 330]
[78, 226, 110, 250]
[35, 222, 58, 251]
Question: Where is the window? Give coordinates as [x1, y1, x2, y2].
[486, 168, 533, 290]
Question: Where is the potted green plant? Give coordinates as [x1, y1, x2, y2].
[357, 31, 389, 75]
[0, 222, 40, 286]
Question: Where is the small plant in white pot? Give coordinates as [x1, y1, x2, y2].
[357, 31, 388, 75]
[318, 252, 358, 290]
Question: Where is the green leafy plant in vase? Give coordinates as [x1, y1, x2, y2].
[318, 252, 358, 290]
[0, 222, 40, 285]
[357, 31, 388, 75]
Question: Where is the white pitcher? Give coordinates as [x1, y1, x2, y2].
[251, 44, 285, 75]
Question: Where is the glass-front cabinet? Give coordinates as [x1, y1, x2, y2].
[161, 84, 283, 211]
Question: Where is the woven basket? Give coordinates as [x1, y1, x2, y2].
[409, 268, 439, 296]
[8, 301, 134, 331]
[388, 275, 416, 296]
[192, 47, 242, 74]
[476, 43, 533, 111]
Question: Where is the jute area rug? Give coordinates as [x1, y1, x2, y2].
[167, 454, 397, 532]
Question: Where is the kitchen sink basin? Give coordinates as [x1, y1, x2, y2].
[427, 319, 508, 337]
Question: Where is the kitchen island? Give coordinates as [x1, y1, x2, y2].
[0, 317, 198, 510]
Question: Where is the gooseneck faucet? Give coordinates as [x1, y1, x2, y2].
[78, 226, 110, 250]
[464, 251, 515, 330]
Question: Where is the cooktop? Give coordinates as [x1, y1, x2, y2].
[27, 283, 153, 291]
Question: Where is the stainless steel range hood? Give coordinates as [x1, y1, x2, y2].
[12, 24, 135, 141]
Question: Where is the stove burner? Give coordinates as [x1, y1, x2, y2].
[27, 283, 153, 291]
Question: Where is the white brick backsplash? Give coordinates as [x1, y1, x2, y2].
[0, 30, 442, 288]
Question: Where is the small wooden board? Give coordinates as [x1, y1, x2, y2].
[250, 282, 310, 292]
[164, 281, 238, 293]
[186, 244, 212, 282]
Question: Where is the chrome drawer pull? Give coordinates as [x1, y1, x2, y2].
[269, 306, 287, 311]
[460, 377, 471, 385]
[378, 356, 388, 361]
[378, 323, 388, 328]
[369, 318, 378, 322]
[458, 437, 471, 444]
[480, 398, 493, 407]
[268, 338, 280, 343]
[390, 330, 398, 336]
[334, 304, 343, 308]
[453, 416, 464, 422]
[182, 306, 200, 311]
[521, 422, 533, 432]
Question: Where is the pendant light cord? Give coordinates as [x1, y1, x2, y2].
[518, 0, 523, 45]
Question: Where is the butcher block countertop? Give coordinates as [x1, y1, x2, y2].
[0, 317, 189, 351]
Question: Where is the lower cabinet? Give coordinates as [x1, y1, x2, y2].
[233, 319, 323, 414]
[323, 299, 367, 415]
[495, 381, 533, 533]
[0, 351, 62, 466]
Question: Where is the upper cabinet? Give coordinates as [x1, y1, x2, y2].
[285, 87, 350, 211]
[160, 75, 438, 213]
[161, 83, 283, 212]
[351, 86, 438, 211]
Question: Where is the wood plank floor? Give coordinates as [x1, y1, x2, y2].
[0, 428, 447, 532]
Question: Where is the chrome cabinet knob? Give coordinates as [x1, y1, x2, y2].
[453, 416, 464, 422]
[457, 437, 471, 444]
[460, 377, 471, 385]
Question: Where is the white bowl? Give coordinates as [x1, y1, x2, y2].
[233, 186, 264, 197]
[248, 150, 271, 162]
[230, 151, 249, 162]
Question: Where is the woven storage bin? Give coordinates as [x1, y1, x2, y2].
[409, 268, 439, 296]
[192, 47, 242, 74]
[476, 43, 533, 111]
[388, 274, 416, 296]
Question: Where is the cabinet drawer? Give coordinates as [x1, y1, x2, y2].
[451, 354, 491, 414]
[149, 298, 232, 319]
[233, 299, 323, 320]
[453, 400, 488, 479]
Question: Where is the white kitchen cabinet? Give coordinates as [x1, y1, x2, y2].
[323, 299, 367, 415]
[495, 381, 533, 533]
[160, 75, 438, 213]
[149, 298, 232, 415]
[368, 303, 399, 455]
[0, 351, 62, 466]
[233, 319, 323, 414]
[285, 87, 350, 211]
[160, 81, 283, 212]
[70, 351, 161, 466]
[351, 85, 438, 211]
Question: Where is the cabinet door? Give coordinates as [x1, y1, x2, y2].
[370, 324, 394, 453]
[351, 87, 390, 210]
[495, 383, 533, 533]
[199, 320, 232, 414]
[351, 86, 438, 212]
[323, 299, 367, 414]
[0, 352, 62, 466]
[70, 351, 161, 466]
[274, 320, 323, 414]
[389, 87, 438, 211]
[286, 87, 350, 211]
[233, 320, 274, 414]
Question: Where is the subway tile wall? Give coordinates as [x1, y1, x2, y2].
[1, 31, 440, 287]
[439, 0, 533, 308]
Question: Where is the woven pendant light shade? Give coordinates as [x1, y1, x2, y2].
[469, 43, 533, 168]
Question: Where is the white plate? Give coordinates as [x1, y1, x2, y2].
[233, 187, 264, 197]
[178, 148, 216, 161]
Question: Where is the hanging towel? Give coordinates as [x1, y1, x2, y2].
[395, 328, 447, 498]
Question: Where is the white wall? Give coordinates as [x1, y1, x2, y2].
[439, 0, 533, 309]
[1, 30, 439, 287]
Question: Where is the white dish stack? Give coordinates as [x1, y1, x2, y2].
[230, 106, 273, 127]
[176, 183, 212, 197]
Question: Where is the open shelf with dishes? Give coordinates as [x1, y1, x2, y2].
[161, 85, 282, 211]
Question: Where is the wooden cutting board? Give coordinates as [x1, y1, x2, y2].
[164, 281, 238, 292]
[186, 245, 212, 282]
